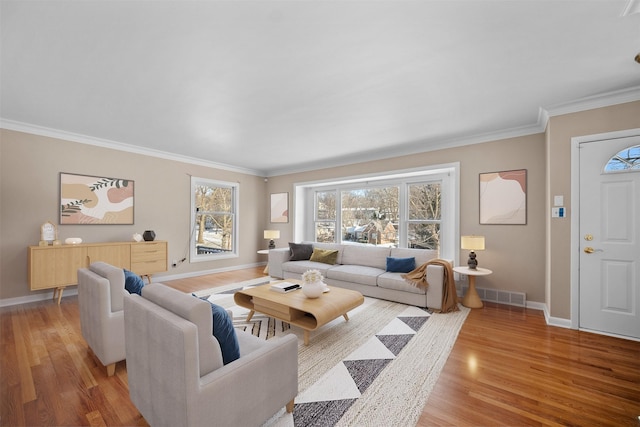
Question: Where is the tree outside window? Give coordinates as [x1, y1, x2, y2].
[341, 187, 399, 245]
[313, 180, 441, 250]
[315, 191, 336, 243]
[408, 182, 441, 249]
[191, 177, 238, 261]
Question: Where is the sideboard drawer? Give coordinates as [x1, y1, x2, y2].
[130, 241, 167, 275]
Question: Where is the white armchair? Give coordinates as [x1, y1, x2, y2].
[124, 283, 298, 427]
[77, 262, 126, 376]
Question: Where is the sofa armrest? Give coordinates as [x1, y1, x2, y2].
[194, 334, 298, 426]
[424, 259, 453, 311]
[268, 248, 290, 279]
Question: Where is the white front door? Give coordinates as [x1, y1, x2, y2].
[579, 136, 640, 340]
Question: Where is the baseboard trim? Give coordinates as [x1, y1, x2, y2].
[525, 301, 546, 311]
[539, 304, 572, 329]
[155, 262, 265, 282]
[0, 288, 79, 308]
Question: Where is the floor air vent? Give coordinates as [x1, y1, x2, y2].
[458, 286, 526, 307]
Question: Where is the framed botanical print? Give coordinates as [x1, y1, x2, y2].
[60, 172, 134, 224]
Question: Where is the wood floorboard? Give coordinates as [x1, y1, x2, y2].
[1, 266, 638, 426]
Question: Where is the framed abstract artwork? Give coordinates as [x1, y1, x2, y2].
[270, 192, 289, 223]
[60, 172, 135, 224]
[479, 169, 527, 225]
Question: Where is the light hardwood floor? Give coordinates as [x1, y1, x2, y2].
[1, 266, 638, 426]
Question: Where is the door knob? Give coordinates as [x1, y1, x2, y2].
[584, 247, 603, 254]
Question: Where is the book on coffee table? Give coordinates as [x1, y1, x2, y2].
[270, 282, 301, 293]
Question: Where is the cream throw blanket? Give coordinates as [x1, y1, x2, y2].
[402, 259, 459, 313]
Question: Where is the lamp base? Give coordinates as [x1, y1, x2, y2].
[467, 250, 478, 270]
[268, 240, 275, 249]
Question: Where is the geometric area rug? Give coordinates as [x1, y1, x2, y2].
[197, 278, 470, 427]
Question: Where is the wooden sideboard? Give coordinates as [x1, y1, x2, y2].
[28, 241, 168, 304]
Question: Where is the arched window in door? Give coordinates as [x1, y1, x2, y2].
[604, 145, 640, 172]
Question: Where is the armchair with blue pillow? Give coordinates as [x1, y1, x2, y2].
[124, 283, 298, 427]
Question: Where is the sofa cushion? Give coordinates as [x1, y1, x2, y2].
[386, 257, 416, 273]
[123, 269, 145, 295]
[341, 245, 390, 269]
[377, 271, 427, 295]
[281, 260, 335, 277]
[307, 242, 344, 265]
[288, 242, 314, 261]
[325, 265, 383, 286]
[309, 248, 339, 265]
[390, 248, 438, 266]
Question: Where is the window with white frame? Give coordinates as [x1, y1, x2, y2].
[190, 177, 239, 262]
[604, 145, 640, 172]
[299, 164, 458, 261]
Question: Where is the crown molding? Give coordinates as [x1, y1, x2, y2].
[541, 85, 640, 120]
[3, 86, 639, 177]
[0, 119, 266, 177]
[266, 121, 546, 177]
[268, 87, 640, 176]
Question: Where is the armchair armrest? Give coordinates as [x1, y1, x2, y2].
[268, 248, 290, 279]
[193, 334, 298, 426]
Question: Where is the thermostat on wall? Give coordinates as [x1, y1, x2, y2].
[552, 207, 565, 218]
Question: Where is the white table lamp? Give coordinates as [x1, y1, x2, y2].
[264, 230, 280, 249]
[461, 235, 485, 270]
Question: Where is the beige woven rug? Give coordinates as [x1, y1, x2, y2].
[199, 278, 469, 427]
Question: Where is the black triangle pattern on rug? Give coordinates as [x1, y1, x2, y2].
[291, 308, 433, 427]
[376, 334, 415, 357]
[399, 315, 430, 331]
[343, 359, 392, 393]
[293, 399, 357, 427]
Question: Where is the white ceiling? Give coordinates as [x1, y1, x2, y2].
[2, 1, 640, 176]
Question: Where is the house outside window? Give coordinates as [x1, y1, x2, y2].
[190, 177, 238, 262]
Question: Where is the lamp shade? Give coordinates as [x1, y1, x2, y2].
[461, 235, 485, 251]
[264, 230, 280, 240]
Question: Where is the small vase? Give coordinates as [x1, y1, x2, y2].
[302, 280, 324, 299]
[143, 230, 156, 241]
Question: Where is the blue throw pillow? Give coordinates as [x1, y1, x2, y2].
[193, 295, 240, 365]
[123, 269, 145, 295]
[386, 257, 416, 273]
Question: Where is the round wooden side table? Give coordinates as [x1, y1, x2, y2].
[453, 266, 492, 308]
[258, 249, 270, 274]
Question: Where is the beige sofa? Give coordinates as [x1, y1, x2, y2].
[124, 283, 298, 427]
[269, 242, 449, 309]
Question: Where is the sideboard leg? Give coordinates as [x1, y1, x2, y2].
[54, 287, 65, 305]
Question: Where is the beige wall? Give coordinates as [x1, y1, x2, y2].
[2, 100, 638, 318]
[267, 133, 548, 304]
[546, 101, 640, 319]
[0, 129, 267, 301]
